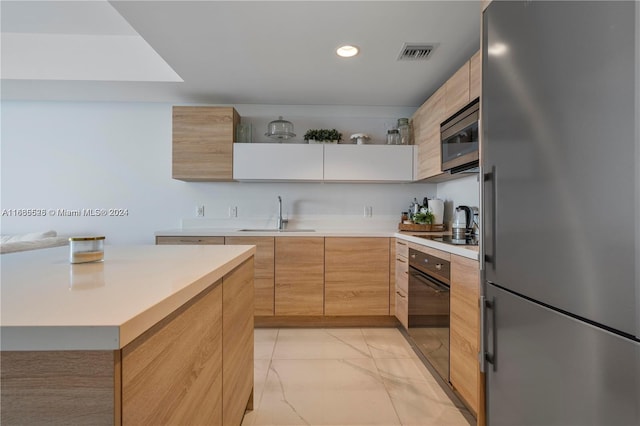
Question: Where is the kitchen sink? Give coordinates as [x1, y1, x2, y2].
[238, 228, 315, 232]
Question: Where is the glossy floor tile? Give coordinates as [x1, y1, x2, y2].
[242, 328, 473, 426]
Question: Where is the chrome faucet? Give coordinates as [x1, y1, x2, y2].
[277, 196, 287, 230]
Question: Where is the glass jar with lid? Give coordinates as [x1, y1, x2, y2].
[387, 129, 400, 145]
[397, 118, 411, 145]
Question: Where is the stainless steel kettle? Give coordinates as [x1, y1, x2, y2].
[452, 205, 472, 237]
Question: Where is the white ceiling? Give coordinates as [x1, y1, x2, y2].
[1, 1, 481, 107]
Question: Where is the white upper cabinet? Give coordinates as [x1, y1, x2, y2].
[323, 145, 414, 182]
[233, 143, 324, 181]
[234, 143, 414, 182]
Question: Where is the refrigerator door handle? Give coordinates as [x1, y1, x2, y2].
[483, 166, 497, 269]
[480, 296, 496, 372]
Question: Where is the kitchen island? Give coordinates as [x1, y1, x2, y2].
[1, 244, 256, 425]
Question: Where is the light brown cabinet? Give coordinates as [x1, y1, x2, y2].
[172, 106, 239, 181]
[445, 62, 471, 118]
[394, 239, 409, 330]
[469, 50, 482, 101]
[325, 237, 390, 316]
[157, 235, 393, 320]
[156, 236, 225, 245]
[449, 254, 480, 416]
[411, 50, 480, 182]
[274, 237, 324, 316]
[122, 282, 224, 425]
[221, 259, 255, 426]
[413, 86, 445, 180]
[157, 236, 275, 316]
[226, 237, 275, 316]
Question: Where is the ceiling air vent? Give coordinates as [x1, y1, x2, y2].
[397, 43, 437, 61]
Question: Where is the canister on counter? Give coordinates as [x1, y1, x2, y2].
[69, 236, 105, 264]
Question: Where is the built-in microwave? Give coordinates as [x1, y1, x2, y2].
[440, 98, 479, 173]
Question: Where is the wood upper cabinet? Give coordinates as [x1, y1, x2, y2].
[412, 50, 480, 182]
[275, 237, 325, 316]
[172, 106, 239, 181]
[413, 86, 445, 180]
[226, 237, 275, 316]
[445, 61, 471, 118]
[449, 254, 480, 416]
[469, 50, 481, 101]
[324, 237, 390, 316]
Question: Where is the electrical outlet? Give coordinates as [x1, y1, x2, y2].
[196, 205, 205, 217]
[363, 205, 373, 217]
[228, 206, 238, 218]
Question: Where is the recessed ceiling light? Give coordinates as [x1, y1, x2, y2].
[336, 45, 359, 58]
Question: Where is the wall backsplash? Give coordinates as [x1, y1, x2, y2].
[436, 174, 480, 226]
[0, 101, 466, 244]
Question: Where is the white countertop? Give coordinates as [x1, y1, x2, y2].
[155, 228, 479, 260]
[156, 228, 395, 238]
[394, 233, 479, 260]
[0, 244, 256, 351]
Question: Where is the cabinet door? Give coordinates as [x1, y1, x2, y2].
[222, 259, 254, 426]
[172, 107, 239, 181]
[445, 62, 471, 118]
[469, 50, 481, 101]
[325, 238, 390, 316]
[122, 283, 223, 425]
[275, 237, 324, 316]
[233, 143, 323, 181]
[450, 254, 480, 414]
[323, 145, 414, 182]
[413, 86, 445, 180]
[226, 236, 275, 316]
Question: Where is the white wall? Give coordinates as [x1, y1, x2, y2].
[1, 101, 439, 244]
[436, 174, 480, 226]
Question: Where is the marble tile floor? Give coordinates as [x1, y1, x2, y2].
[242, 328, 474, 426]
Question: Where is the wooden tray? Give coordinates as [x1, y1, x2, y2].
[397, 223, 446, 232]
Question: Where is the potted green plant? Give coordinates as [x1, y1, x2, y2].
[304, 129, 342, 144]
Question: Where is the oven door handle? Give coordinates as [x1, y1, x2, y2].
[410, 269, 450, 293]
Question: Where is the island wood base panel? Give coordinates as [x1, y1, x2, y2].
[1, 350, 119, 426]
[254, 315, 399, 328]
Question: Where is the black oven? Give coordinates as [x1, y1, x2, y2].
[407, 248, 450, 382]
[441, 98, 479, 173]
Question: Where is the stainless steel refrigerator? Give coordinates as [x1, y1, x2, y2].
[481, 1, 640, 425]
